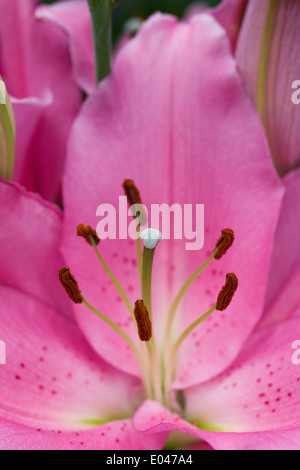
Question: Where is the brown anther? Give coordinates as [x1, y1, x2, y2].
[215, 228, 234, 260]
[133, 300, 152, 342]
[58, 267, 83, 304]
[77, 224, 100, 246]
[216, 273, 238, 311]
[122, 179, 142, 206]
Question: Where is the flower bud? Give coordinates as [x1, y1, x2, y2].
[0, 78, 16, 180]
[236, 0, 300, 175]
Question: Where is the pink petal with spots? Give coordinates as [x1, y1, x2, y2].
[0, 417, 167, 450]
[36, 0, 95, 94]
[184, 317, 300, 432]
[0, 179, 70, 315]
[133, 400, 300, 450]
[0, 284, 143, 430]
[260, 169, 300, 327]
[62, 13, 283, 385]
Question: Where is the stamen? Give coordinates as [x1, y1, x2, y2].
[164, 272, 238, 407]
[162, 247, 219, 378]
[134, 300, 152, 342]
[122, 179, 146, 284]
[86, 235, 134, 319]
[81, 296, 152, 397]
[215, 228, 234, 260]
[77, 224, 100, 245]
[58, 267, 83, 304]
[122, 179, 142, 206]
[216, 273, 238, 311]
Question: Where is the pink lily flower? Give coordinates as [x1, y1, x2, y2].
[0, 0, 90, 201]
[0, 10, 298, 450]
[58, 12, 298, 450]
[236, 0, 300, 176]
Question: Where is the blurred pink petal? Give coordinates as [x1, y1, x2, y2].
[36, 0, 95, 94]
[212, 0, 248, 49]
[0, 179, 70, 314]
[260, 169, 300, 327]
[0, 0, 81, 201]
[236, 0, 300, 175]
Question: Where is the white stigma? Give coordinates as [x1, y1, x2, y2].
[140, 228, 163, 250]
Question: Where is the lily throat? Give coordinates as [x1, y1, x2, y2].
[59, 180, 238, 411]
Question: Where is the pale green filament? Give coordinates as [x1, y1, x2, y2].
[136, 235, 143, 286]
[88, 234, 160, 401]
[89, 235, 134, 321]
[164, 304, 217, 408]
[82, 296, 151, 397]
[161, 248, 218, 403]
[164, 248, 218, 341]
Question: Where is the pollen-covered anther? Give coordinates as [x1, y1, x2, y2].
[215, 228, 234, 260]
[134, 300, 152, 342]
[122, 179, 142, 206]
[58, 267, 83, 304]
[216, 273, 238, 311]
[77, 224, 100, 245]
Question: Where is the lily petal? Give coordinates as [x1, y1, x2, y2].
[212, 0, 248, 49]
[184, 316, 300, 432]
[0, 284, 142, 430]
[133, 400, 300, 450]
[36, 1, 95, 95]
[236, 0, 300, 175]
[0, 0, 81, 201]
[260, 168, 300, 327]
[62, 12, 283, 386]
[0, 179, 70, 314]
[0, 416, 167, 450]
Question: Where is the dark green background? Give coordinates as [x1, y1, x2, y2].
[41, 0, 222, 42]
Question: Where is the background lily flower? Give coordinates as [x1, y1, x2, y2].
[211, 0, 248, 49]
[0, 0, 87, 201]
[236, 0, 300, 176]
[0, 77, 15, 180]
[35, 0, 95, 95]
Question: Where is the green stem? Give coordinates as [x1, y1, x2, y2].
[87, 0, 113, 82]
